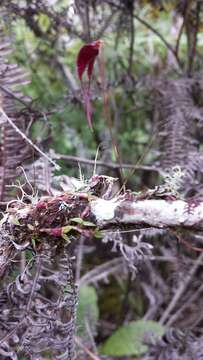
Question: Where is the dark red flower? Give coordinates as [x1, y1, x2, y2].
[76, 40, 103, 82]
[76, 40, 103, 130]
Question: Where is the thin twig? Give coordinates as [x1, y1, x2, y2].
[85, 0, 91, 42]
[166, 282, 203, 327]
[117, 130, 157, 195]
[0, 84, 28, 107]
[74, 335, 102, 360]
[0, 107, 60, 170]
[105, 0, 182, 71]
[79, 258, 123, 287]
[175, 0, 193, 57]
[96, 11, 116, 39]
[85, 319, 98, 355]
[159, 252, 203, 325]
[98, 51, 124, 185]
[128, 5, 135, 75]
[187, 1, 200, 75]
[55, 153, 161, 173]
[133, 13, 182, 70]
[26, 256, 42, 312]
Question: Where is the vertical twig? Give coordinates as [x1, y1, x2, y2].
[98, 51, 124, 185]
[74, 336, 102, 360]
[85, 0, 91, 42]
[187, 1, 200, 76]
[96, 11, 116, 39]
[159, 252, 203, 325]
[128, 4, 135, 76]
[175, 0, 193, 58]
[85, 319, 99, 355]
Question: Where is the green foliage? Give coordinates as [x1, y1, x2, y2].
[37, 13, 51, 33]
[11, 8, 175, 181]
[70, 217, 96, 227]
[101, 320, 164, 357]
[77, 285, 99, 336]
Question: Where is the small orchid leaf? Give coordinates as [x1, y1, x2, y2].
[93, 228, 103, 238]
[82, 221, 96, 227]
[62, 225, 73, 234]
[70, 217, 84, 224]
[70, 217, 96, 227]
[9, 215, 21, 226]
[61, 233, 70, 242]
[61, 225, 73, 242]
[32, 238, 36, 249]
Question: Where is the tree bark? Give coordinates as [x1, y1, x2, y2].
[91, 197, 203, 229]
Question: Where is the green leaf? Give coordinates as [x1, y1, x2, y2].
[101, 320, 164, 357]
[70, 217, 96, 227]
[62, 225, 73, 233]
[38, 13, 50, 33]
[70, 217, 84, 224]
[9, 215, 21, 226]
[93, 228, 103, 238]
[61, 233, 70, 242]
[81, 220, 96, 227]
[61, 225, 73, 242]
[77, 285, 99, 336]
[31, 237, 37, 249]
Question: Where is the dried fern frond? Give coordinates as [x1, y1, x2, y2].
[0, 245, 77, 359]
[143, 328, 203, 360]
[154, 78, 203, 188]
[0, 25, 31, 201]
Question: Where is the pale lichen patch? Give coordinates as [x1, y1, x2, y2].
[91, 198, 119, 223]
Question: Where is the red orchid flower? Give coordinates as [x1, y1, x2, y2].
[76, 40, 103, 129]
[77, 40, 103, 81]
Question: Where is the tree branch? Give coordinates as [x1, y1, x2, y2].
[0, 178, 203, 277]
[91, 197, 203, 229]
[55, 153, 161, 173]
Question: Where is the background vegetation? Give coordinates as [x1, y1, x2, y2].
[1, 0, 203, 359]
